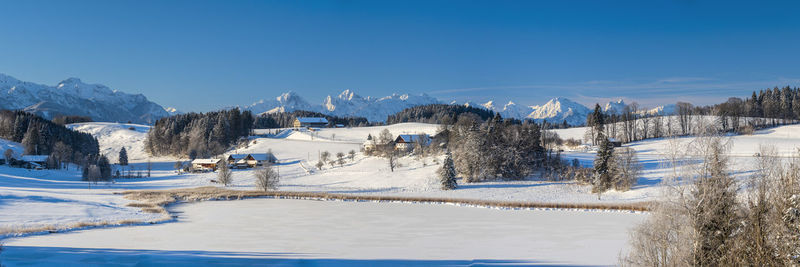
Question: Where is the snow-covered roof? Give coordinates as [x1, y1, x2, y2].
[21, 155, 49, 162]
[296, 117, 328, 124]
[227, 154, 248, 160]
[191, 158, 222, 164]
[248, 153, 275, 161]
[395, 134, 430, 144]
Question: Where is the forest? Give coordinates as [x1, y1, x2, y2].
[0, 110, 100, 168]
[386, 104, 497, 124]
[586, 86, 800, 144]
[253, 110, 370, 128]
[145, 109, 254, 158]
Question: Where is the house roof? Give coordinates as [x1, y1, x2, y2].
[227, 154, 248, 160]
[192, 158, 222, 164]
[296, 117, 328, 124]
[395, 134, 430, 143]
[21, 155, 49, 162]
[248, 153, 275, 161]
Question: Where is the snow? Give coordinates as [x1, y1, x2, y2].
[245, 90, 441, 122]
[0, 138, 23, 159]
[0, 73, 168, 124]
[66, 122, 162, 163]
[4, 120, 800, 264]
[526, 97, 592, 126]
[2, 198, 645, 266]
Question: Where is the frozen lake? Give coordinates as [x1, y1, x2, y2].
[2, 199, 645, 266]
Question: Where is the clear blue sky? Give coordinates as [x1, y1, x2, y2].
[1, 0, 799, 111]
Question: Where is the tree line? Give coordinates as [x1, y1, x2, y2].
[254, 110, 370, 128]
[585, 86, 800, 145]
[145, 109, 254, 158]
[0, 110, 99, 168]
[386, 104, 497, 125]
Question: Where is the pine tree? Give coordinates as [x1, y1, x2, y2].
[97, 155, 112, 180]
[439, 152, 457, 190]
[592, 138, 614, 194]
[591, 104, 605, 145]
[21, 123, 40, 155]
[118, 147, 128, 166]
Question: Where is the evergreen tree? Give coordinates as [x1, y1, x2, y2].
[439, 152, 457, 190]
[793, 93, 800, 120]
[97, 155, 112, 180]
[592, 138, 614, 194]
[590, 104, 605, 145]
[21, 123, 40, 155]
[118, 147, 128, 166]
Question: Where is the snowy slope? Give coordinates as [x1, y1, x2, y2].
[66, 122, 162, 163]
[0, 138, 23, 159]
[0, 73, 169, 124]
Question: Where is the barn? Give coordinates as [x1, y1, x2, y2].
[191, 158, 223, 172]
[394, 134, 430, 151]
[293, 117, 329, 128]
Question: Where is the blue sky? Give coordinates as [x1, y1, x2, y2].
[1, 0, 799, 111]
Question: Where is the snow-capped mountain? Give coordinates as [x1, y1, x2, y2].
[244, 90, 441, 122]
[642, 104, 676, 116]
[526, 97, 591, 126]
[164, 107, 183, 115]
[603, 99, 627, 115]
[452, 98, 592, 125]
[0, 73, 169, 124]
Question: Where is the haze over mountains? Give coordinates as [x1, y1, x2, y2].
[0, 73, 675, 125]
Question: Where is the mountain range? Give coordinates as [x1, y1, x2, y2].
[0, 73, 674, 126]
[243, 91, 676, 126]
[0, 73, 169, 124]
[243, 90, 441, 123]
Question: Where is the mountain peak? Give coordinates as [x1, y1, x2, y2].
[527, 97, 590, 126]
[603, 99, 627, 115]
[0, 75, 168, 123]
[337, 89, 361, 101]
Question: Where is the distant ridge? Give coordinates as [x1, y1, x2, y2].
[0, 73, 169, 124]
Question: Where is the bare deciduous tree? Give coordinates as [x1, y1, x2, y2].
[217, 162, 233, 186]
[254, 163, 279, 191]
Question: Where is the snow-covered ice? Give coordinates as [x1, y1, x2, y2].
[2, 198, 645, 266]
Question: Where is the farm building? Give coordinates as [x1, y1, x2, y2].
[293, 117, 329, 128]
[608, 138, 623, 147]
[191, 158, 223, 172]
[20, 155, 49, 170]
[227, 153, 277, 168]
[394, 134, 430, 151]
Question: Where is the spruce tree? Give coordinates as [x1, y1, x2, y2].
[439, 152, 457, 190]
[118, 147, 128, 166]
[97, 155, 112, 180]
[591, 104, 605, 145]
[592, 137, 614, 194]
[21, 123, 39, 155]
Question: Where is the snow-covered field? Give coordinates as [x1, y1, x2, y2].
[2, 198, 645, 266]
[2, 121, 800, 265]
